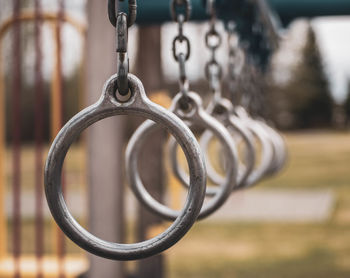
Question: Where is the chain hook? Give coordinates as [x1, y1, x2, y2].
[204, 0, 223, 96]
[108, 0, 137, 96]
[108, 0, 137, 28]
[171, 0, 192, 22]
[116, 13, 129, 96]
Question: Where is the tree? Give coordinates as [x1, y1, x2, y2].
[268, 24, 334, 129]
[344, 80, 350, 126]
[284, 25, 333, 129]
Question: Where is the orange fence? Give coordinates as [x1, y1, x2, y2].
[0, 2, 88, 277]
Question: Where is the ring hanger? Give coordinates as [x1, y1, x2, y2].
[44, 0, 207, 260]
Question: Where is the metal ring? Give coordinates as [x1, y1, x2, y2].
[205, 29, 222, 50]
[196, 98, 256, 195]
[172, 35, 191, 62]
[235, 106, 274, 187]
[127, 92, 238, 220]
[257, 120, 287, 176]
[45, 74, 206, 261]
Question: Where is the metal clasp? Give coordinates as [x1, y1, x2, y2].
[116, 13, 129, 96]
[108, 0, 137, 28]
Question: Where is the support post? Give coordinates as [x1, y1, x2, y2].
[134, 25, 165, 278]
[86, 1, 125, 278]
[0, 39, 6, 259]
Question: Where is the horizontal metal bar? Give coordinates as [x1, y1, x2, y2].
[131, 0, 208, 25]
[269, 0, 350, 24]
[127, 0, 350, 26]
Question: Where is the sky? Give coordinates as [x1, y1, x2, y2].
[313, 16, 350, 103]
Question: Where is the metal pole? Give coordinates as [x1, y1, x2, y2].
[34, 1, 45, 277]
[0, 28, 6, 260]
[12, 1, 22, 277]
[86, 0, 125, 277]
[121, 0, 350, 25]
[134, 25, 166, 278]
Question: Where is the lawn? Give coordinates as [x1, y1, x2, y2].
[3, 131, 350, 277]
[166, 130, 350, 278]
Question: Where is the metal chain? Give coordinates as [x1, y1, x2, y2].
[171, 0, 192, 22]
[227, 22, 245, 84]
[108, 0, 137, 28]
[116, 13, 129, 96]
[171, 0, 192, 104]
[227, 21, 245, 104]
[108, 0, 138, 96]
[204, 0, 222, 96]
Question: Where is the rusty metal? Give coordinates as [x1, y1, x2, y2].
[0, 37, 5, 260]
[34, 1, 45, 277]
[12, 1, 22, 277]
[52, 2, 66, 277]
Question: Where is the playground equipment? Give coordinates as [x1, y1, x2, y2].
[0, 1, 88, 277]
[2, 0, 350, 277]
[45, 0, 287, 261]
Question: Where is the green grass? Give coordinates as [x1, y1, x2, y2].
[166, 130, 350, 278]
[260, 131, 350, 189]
[4, 131, 350, 277]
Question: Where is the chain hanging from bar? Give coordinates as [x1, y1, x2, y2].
[108, 0, 138, 96]
[44, 0, 208, 261]
[171, 0, 192, 108]
[204, 0, 222, 99]
[108, 0, 137, 27]
[227, 21, 245, 99]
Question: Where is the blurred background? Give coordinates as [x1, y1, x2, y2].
[1, 0, 350, 277]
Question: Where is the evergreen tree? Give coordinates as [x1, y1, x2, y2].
[284, 25, 333, 128]
[344, 80, 350, 125]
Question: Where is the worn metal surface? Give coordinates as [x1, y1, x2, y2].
[45, 74, 206, 261]
[199, 98, 256, 193]
[256, 120, 287, 176]
[127, 91, 238, 220]
[108, 0, 137, 27]
[235, 106, 274, 187]
[116, 13, 129, 96]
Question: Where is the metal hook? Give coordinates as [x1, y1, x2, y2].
[116, 13, 129, 96]
[108, 0, 137, 28]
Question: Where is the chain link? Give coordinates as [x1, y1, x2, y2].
[108, 0, 137, 28]
[172, 14, 191, 61]
[171, 0, 192, 22]
[109, 0, 138, 96]
[227, 21, 245, 91]
[204, 0, 222, 95]
[226, 21, 248, 108]
[171, 0, 192, 102]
